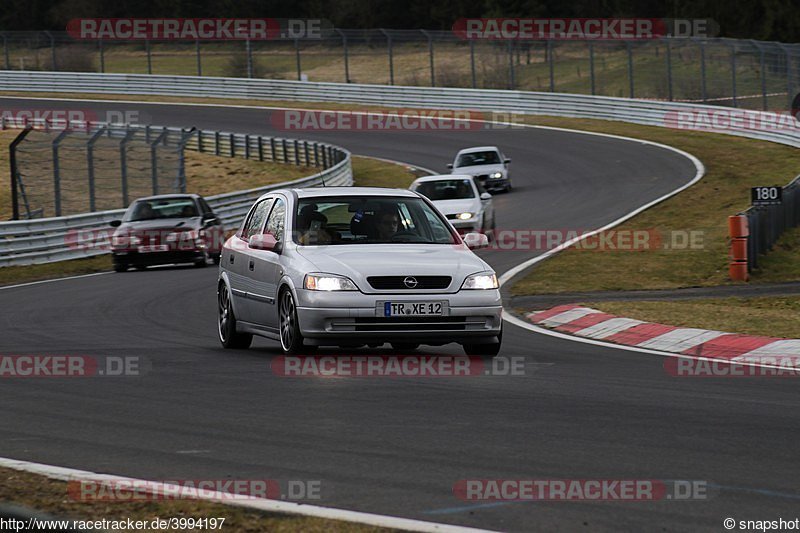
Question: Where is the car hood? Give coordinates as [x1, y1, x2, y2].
[296, 244, 491, 292]
[452, 163, 504, 176]
[431, 198, 481, 215]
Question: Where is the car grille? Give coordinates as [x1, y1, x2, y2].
[367, 276, 451, 290]
[474, 174, 490, 181]
[330, 316, 492, 332]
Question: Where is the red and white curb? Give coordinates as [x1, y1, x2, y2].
[526, 304, 800, 366]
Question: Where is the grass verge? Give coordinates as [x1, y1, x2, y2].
[588, 296, 800, 339]
[0, 467, 389, 533]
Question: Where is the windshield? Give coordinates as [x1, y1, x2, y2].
[294, 196, 457, 245]
[455, 151, 501, 167]
[414, 179, 476, 201]
[124, 198, 198, 222]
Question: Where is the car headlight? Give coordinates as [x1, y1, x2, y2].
[304, 273, 358, 291]
[461, 272, 498, 290]
[456, 212, 473, 220]
[491, 172, 503, 179]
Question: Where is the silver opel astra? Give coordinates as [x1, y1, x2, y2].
[217, 187, 502, 355]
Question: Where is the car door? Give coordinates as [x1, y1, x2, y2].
[473, 177, 493, 230]
[228, 197, 273, 321]
[243, 196, 287, 330]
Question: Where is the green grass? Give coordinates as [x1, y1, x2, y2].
[1, 467, 389, 533]
[590, 296, 800, 339]
[510, 115, 800, 296]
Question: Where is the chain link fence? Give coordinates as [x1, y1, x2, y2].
[2, 30, 800, 111]
[9, 121, 192, 219]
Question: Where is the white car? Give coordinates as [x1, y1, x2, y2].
[410, 174, 495, 239]
[447, 146, 512, 193]
[217, 187, 503, 356]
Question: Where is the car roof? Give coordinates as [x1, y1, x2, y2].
[412, 174, 475, 183]
[455, 146, 500, 155]
[290, 186, 419, 198]
[133, 193, 199, 202]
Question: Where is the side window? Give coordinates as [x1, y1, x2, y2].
[198, 198, 213, 216]
[241, 198, 273, 240]
[265, 198, 286, 242]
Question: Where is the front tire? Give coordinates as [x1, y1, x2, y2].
[279, 289, 308, 355]
[218, 284, 252, 349]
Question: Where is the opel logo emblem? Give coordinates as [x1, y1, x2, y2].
[403, 276, 418, 289]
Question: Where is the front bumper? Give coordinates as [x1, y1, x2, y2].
[112, 249, 205, 266]
[475, 176, 509, 191]
[295, 289, 502, 344]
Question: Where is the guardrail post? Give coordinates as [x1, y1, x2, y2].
[729, 42, 738, 108]
[246, 39, 253, 78]
[196, 39, 202, 76]
[470, 40, 476, 89]
[313, 142, 319, 166]
[119, 127, 135, 207]
[380, 29, 394, 85]
[751, 40, 767, 111]
[335, 29, 349, 82]
[507, 41, 515, 89]
[321, 144, 328, 168]
[699, 40, 707, 103]
[2, 33, 9, 70]
[150, 128, 169, 195]
[282, 139, 288, 163]
[145, 39, 152, 74]
[270, 138, 276, 161]
[729, 215, 749, 281]
[51, 128, 70, 216]
[244, 134, 250, 159]
[304, 141, 310, 166]
[420, 29, 434, 86]
[295, 38, 302, 81]
[229, 133, 235, 157]
[87, 125, 107, 212]
[588, 41, 595, 95]
[214, 131, 220, 156]
[44, 31, 57, 71]
[294, 140, 300, 165]
[626, 41, 634, 98]
[9, 126, 33, 220]
[258, 136, 264, 161]
[665, 38, 673, 101]
[547, 40, 554, 92]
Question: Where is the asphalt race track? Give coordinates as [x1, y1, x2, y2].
[2, 97, 799, 532]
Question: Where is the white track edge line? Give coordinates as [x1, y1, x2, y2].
[0, 457, 494, 533]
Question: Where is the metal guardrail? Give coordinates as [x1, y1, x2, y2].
[1, 71, 798, 270]
[0, 70, 799, 148]
[741, 175, 800, 271]
[0, 118, 352, 267]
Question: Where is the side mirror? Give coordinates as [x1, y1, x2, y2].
[202, 214, 219, 226]
[463, 232, 489, 250]
[446, 163, 453, 170]
[504, 158, 511, 165]
[249, 233, 280, 252]
[480, 192, 492, 201]
[109, 220, 122, 227]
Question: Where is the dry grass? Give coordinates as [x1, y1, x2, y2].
[0, 467, 391, 533]
[590, 296, 800, 339]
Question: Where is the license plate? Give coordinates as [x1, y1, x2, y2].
[138, 245, 168, 253]
[382, 301, 444, 317]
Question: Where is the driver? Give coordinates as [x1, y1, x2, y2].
[376, 209, 400, 240]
